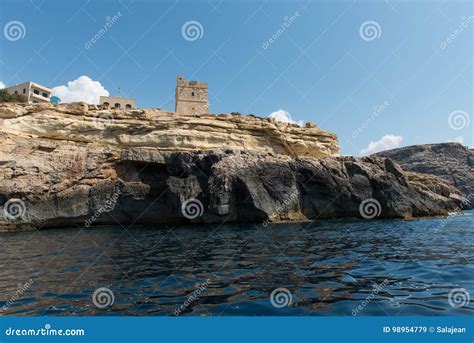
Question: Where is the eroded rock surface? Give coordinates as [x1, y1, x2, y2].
[374, 143, 473, 209]
[0, 130, 465, 231]
[0, 102, 340, 158]
[0, 103, 467, 231]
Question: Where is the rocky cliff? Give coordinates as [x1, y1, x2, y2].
[374, 143, 473, 209]
[0, 102, 467, 231]
[0, 103, 466, 231]
[0, 102, 339, 158]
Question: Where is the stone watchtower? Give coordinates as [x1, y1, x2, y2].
[175, 76, 209, 115]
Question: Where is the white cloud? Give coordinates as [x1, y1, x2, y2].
[52, 76, 109, 104]
[446, 136, 464, 144]
[269, 109, 304, 127]
[0, 81, 5, 89]
[360, 134, 403, 155]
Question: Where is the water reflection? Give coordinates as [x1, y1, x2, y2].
[0, 211, 472, 316]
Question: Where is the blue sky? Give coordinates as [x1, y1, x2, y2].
[0, 0, 472, 155]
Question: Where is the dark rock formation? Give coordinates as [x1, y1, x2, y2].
[374, 143, 473, 209]
[0, 131, 466, 231]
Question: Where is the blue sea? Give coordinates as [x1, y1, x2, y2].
[0, 211, 472, 316]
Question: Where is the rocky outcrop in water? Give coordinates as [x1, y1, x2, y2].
[0, 130, 465, 231]
[0, 103, 467, 231]
[374, 143, 473, 209]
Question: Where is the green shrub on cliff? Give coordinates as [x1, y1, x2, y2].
[0, 89, 27, 103]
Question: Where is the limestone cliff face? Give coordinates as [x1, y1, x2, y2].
[0, 135, 465, 231]
[0, 102, 340, 158]
[374, 143, 473, 209]
[0, 103, 465, 231]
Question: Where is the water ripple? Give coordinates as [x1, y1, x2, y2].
[0, 211, 472, 316]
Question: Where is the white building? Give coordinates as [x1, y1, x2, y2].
[4, 81, 52, 104]
[99, 96, 136, 109]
